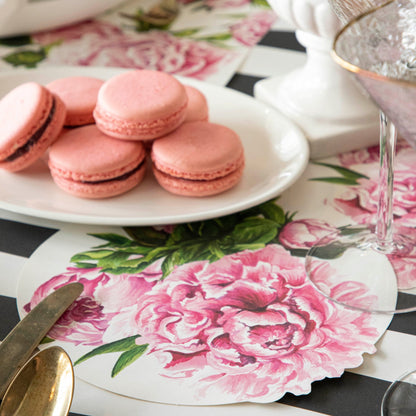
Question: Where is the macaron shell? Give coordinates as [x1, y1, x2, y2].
[48, 125, 147, 199]
[48, 125, 146, 182]
[0, 82, 54, 159]
[184, 85, 209, 122]
[47, 76, 104, 126]
[51, 163, 146, 199]
[94, 70, 188, 140]
[0, 82, 66, 172]
[153, 163, 244, 197]
[151, 121, 244, 180]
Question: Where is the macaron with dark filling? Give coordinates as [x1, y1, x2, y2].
[48, 125, 146, 199]
[0, 82, 66, 172]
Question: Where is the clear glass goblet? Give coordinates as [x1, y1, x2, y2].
[381, 370, 416, 415]
[305, 0, 416, 314]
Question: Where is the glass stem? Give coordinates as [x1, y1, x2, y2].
[375, 111, 396, 252]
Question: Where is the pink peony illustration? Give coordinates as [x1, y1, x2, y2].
[338, 144, 380, 167]
[279, 219, 339, 249]
[331, 145, 416, 289]
[332, 170, 416, 227]
[384, 224, 416, 289]
[32, 20, 125, 45]
[230, 11, 277, 46]
[33, 20, 238, 80]
[25, 264, 162, 346]
[338, 138, 410, 168]
[129, 245, 379, 402]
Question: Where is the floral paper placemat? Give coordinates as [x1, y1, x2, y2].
[16, 142, 403, 406]
[0, 0, 276, 86]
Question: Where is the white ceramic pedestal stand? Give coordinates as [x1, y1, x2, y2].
[254, 0, 379, 159]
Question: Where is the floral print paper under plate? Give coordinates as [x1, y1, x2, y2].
[16, 141, 409, 405]
[0, 0, 276, 86]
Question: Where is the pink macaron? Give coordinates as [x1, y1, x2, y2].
[94, 70, 188, 141]
[184, 85, 209, 122]
[0, 82, 66, 172]
[47, 76, 104, 127]
[48, 125, 146, 199]
[151, 121, 245, 197]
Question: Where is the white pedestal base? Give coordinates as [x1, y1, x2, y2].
[254, 31, 380, 159]
[255, 76, 379, 159]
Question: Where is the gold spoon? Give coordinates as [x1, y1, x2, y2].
[0, 346, 74, 416]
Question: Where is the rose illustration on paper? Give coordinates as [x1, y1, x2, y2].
[23, 199, 383, 402]
[26, 243, 379, 402]
[32, 22, 238, 80]
[308, 144, 416, 289]
[278, 218, 339, 250]
[325, 143, 416, 288]
[130, 245, 377, 401]
[24, 264, 162, 346]
[2, 0, 276, 74]
[338, 139, 410, 168]
[333, 139, 416, 227]
[230, 10, 276, 46]
[332, 170, 416, 227]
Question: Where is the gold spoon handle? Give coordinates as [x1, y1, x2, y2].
[0, 283, 83, 399]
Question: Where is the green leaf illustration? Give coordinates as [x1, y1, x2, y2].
[339, 226, 367, 236]
[310, 162, 369, 185]
[229, 218, 278, 244]
[119, 3, 178, 33]
[89, 233, 137, 247]
[168, 223, 200, 243]
[308, 242, 351, 259]
[233, 242, 268, 252]
[70, 262, 98, 269]
[309, 177, 366, 185]
[313, 162, 369, 180]
[124, 227, 169, 247]
[71, 250, 115, 261]
[257, 200, 286, 225]
[3, 49, 46, 68]
[0, 35, 32, 47]
[172, 28, 201, 37]
[112, 344, 149, 377]
[74, 335, 142, 366]
[40, 336, 55, 344]
[197, 33, 232, 42]
[95, 251, 136, 268]
[208, 240, 226, 259]
[69, 199, 293, 278]
[288, 248, 309, 258]
[251, 0, 271, 7]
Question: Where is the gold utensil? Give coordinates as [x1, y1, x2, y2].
[0, 346, 74, 416]
[0, 282, 83, 398]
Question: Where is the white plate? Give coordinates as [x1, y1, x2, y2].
[0, 66, 309, 226]
[0, 0, 127, 38]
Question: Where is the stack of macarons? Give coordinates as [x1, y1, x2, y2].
[0, 69, 245, 199]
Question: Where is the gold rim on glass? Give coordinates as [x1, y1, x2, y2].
[331, 0, 416, 88]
